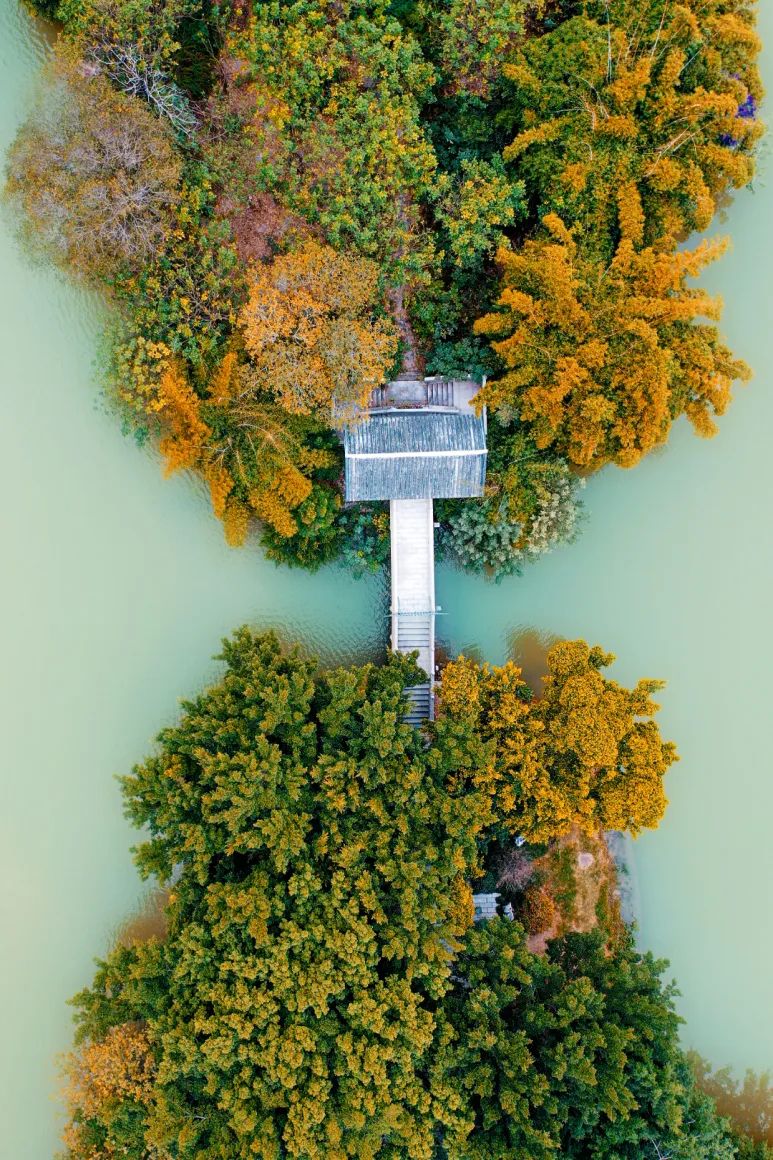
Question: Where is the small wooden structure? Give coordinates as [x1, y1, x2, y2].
[472, 893, 515, 922]
[472, 893, 501, 922]
[344, 410, 487, 502]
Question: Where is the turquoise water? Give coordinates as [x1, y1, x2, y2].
[0, 1, 770, 1154]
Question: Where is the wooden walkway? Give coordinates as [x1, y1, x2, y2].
[390, 499, 436, 724]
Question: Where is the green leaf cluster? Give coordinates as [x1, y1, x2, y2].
[433, 921, 740, 1159]
[222, 0, 438, 278]
[75, 631, 488, 1157]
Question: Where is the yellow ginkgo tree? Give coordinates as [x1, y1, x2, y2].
[148, 351, 336, 546]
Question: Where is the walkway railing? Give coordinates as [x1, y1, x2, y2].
[390, 498, 436, 724]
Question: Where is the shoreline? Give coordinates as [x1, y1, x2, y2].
[605, 830, 642, 931]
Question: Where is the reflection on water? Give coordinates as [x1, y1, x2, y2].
[505, 627, 561, 692]
[112, 887, 169, 949]
[437, 622, 560, 691]
[690, 1054, 773, 1144]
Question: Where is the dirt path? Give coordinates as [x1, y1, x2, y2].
[527, 826, 624, 954]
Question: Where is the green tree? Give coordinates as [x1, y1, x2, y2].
[736, 1140, 773, 1160]
[438, 497, 526, 580]
[61, 633, 750, 1160]
[431, 921, 739, 1159]
[433, 157, 525, 268]
[218, 0, 438, 279]
[431, 0, 536, 98]
[71, 630, 490, 1159]
[336, 504, 391, 577]
[438, 424, 585, 579]
[56, 0, 227, 100]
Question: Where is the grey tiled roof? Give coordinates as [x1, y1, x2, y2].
[344, 410, 487, 501]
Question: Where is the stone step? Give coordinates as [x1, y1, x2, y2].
[403, 683, 432, 724]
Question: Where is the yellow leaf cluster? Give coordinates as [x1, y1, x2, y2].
[250, 489, 298, 537]
[62, 1024, 156, 1157]
[113, 337, 174, 418]
[223, 497, 250, 547]
[439, 640, 677, 844]
[503, 4, 763, 250]
[63, 1024, 155, 1117]
[617, 180, 645, 247]
[240, 241, 398, 416]
[208, 350, 240, 404]
[204, 462, 233, 520]
[446, 873, 475, 940]
[156, 364, 210, 476]
[476, 221, 750, 470]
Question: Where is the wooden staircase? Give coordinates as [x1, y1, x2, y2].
[402, 682, 433, 726]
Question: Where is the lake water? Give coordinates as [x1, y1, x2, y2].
[0, 1, 770, 1155]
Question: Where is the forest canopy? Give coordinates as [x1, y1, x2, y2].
[59, 627, 760, 1160]
[6, 0, 762, 577]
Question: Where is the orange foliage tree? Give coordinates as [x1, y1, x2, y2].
[521, 885, 557, 935]
[153, 352, 339, 546]
[61, 1023, 156, 1158]
[475, 214, 750, 470]
[156, 364, 211, 475]
[240, 241, 398, 417]
[439, 638, 677, 844]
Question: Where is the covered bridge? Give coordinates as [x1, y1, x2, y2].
[341, 377, 488, 724]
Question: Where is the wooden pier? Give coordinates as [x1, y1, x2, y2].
[390, 499, 436, 723]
